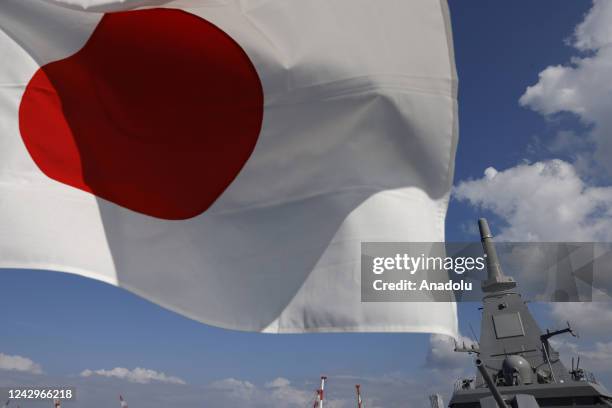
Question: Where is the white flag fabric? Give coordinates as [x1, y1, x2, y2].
[0, 0, 458, 335]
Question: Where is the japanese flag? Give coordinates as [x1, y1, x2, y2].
[0, 0, 458, 335]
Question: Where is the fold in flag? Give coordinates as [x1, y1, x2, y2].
[0, 0, 458, 335]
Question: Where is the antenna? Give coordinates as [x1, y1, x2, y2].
[469, 323, 479, 345]
[568, 321, 579, 338]
[454, 337, 480, 354]
[541, 322, 577, 344]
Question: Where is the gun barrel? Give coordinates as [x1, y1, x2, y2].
[479, 218, 502, 280]
[478, 218, 516, 292]
[476, 359, 509, 408]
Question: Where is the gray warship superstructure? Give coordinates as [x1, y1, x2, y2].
[449, 219, 612, 408]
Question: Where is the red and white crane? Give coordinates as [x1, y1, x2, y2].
[356, 384, 363, 408]
[313, 390, 320, 408]
[313, 376, 327, 408]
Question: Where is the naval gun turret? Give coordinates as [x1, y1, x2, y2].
[449, 219, 612, 408]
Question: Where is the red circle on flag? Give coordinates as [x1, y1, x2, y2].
[19, 8, 264, 220]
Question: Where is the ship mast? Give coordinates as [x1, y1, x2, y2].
[449, 218, 612, 408]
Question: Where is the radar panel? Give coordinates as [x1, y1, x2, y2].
[493, 312, 525, 339]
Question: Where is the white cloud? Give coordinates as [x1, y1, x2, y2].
[265, 377, 291, 388]
[548, 130, 587, 154]
[209, 378, 256, 400]
[266, 379, 316, 407]
[572, 0, 612, 52]
[576, 341, 612, 371]
[0, 352, 42, 374]
[80, 367, 186, 385]
[454, 160, 612, 241]
[543, 299, 612, 377]
[208, 377, 343, 408]
[519, 0, 612, 174]
[550, 336, 612, 374]
[426, 334, 476, 370]
[209, 378, 255, 391]
[549, 302, 612, 337]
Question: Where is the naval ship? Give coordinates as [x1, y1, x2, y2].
[449, 219, 612, 408]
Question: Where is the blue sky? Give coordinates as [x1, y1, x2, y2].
[446, 0, 592, 234]
[4, 1, 612, 407]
